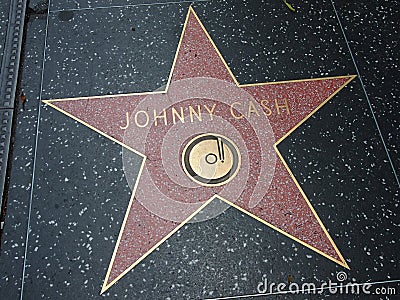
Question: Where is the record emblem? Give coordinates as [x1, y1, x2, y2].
[182, 133, 241, 186]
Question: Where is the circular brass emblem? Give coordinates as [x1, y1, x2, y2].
[182, 133, 241, 186]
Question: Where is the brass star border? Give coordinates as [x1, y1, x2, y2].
[43, 7, 356, 294]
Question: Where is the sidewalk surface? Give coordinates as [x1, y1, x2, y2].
[0, 0, 399, 299]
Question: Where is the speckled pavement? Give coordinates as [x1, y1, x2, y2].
[0, 1, 399, 299]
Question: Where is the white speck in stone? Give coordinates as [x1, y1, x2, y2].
[79, 207, 88, 216]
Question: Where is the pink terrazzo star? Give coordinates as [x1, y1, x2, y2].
[44, 7, 355, 293]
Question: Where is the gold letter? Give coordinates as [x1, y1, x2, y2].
[172, 107, 185, 124]
[153, 109, 167, 126]
[230, 102, 244, 119]
[134, 111, 149, 128]
[203, 103, 216, 121]
[120, 112, 130, 129]
[248, 101, 260, 117]
[275, 98, 291, 115]
[260, 100, 272, 116]
[189, 105, 202, 123]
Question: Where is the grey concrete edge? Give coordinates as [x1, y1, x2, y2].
[0, 0, 28, 214]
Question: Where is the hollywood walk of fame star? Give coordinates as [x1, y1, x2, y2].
[43, 7, 356, 293]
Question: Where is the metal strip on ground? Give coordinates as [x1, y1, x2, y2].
[0, 0, 28, 212]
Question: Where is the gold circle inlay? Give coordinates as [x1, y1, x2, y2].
[182, 133, 241, 186]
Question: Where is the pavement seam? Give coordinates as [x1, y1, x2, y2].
[49, 0, 211, 13]
[331, 0, 400, 188]
[18, 0, 51, 298]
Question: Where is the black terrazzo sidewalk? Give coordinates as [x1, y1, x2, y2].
[0, 1, 398, 299]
